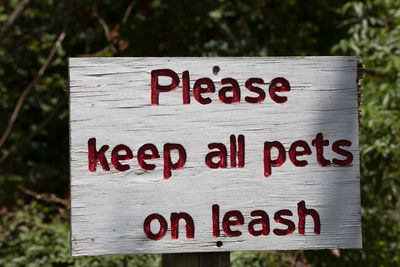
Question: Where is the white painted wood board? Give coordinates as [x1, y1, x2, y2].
[69, 57, 361, 256]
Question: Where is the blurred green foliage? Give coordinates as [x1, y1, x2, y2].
[0, 0, 399, 266]
[0, 202, 160, 266]
[330, 0, 400, 265]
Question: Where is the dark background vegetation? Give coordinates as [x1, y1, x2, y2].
[0, 0, 399, 266]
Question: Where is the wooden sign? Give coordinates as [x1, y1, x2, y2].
[69, 57, 361, 256]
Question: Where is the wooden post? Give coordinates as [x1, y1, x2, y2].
[162, 252, 230, 267]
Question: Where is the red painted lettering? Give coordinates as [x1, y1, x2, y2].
[332, 140, 353, 166]
[289, 140, 312, 167]
[137, 143, 160, 171]
[273, 209, 295, 236]
[222, 210, 244, 237]
[212, 204, 220, 237]
[238, 134, 245, 168]
[88, 138, 110, 172]
[151, 69, 180, 105]
[297, 201, 321, 235]
[245, 78, 265, 103]
[263, 141, 286, 177]
[194, 77, 215, 105]
[111, 144, 133, 171]
[230, 135, 236, 168]
[219, 78, 241, 104]
[170, 212, 195, 239]
[205, 143, 227, 169]
[248, 210, 270, 236]
[143, 213, 168, 240]
[312, 133, 331, 167]
[163, 143, 187, 179]
[182, 70, 190, 105]
[269, 77, 290, 104]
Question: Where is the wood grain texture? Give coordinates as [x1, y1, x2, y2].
[69, 57, 361, 256]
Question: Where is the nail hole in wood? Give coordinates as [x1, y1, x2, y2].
[213, 65, 220, 74]
[216, 241, 223, 247]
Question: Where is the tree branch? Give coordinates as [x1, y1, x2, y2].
[0, 0, 34, 41]
[122, 1, 136, 24]
[0, 96, 68, 165]
[78, 46, 111, 57]
[0, 30, 66, 149]
[17, 184, 69, 208]
[95, 14, 117, 53]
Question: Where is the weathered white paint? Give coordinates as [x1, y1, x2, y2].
[69, 57, 361, 256]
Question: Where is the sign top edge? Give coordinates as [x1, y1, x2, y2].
[68, 56, 358, 66]
[69, 56, 357, 60]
